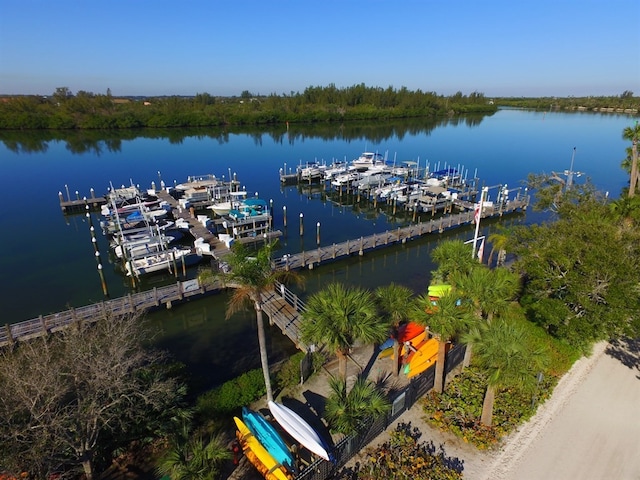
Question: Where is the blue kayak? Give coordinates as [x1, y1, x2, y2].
[242, 406, 296, 473]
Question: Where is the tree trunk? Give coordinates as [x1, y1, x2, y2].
[82, 457, 94, 480]
[337, 349, 348, 380]
[254, 301, 273, 402]
[629, 139, 638, 198]
[463, 342, 473, 369]
[392, 339, 400, 377]
[480, 384, 496, 426]
[434, 339, 446, 393]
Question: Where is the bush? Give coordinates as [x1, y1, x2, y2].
[196, 369, 265, 418]
[336, 422, 463, 479]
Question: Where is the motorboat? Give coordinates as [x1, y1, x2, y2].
[208, 190, 248, 216]
[351, 151, 386, 170]
[124, 246, 202, 277]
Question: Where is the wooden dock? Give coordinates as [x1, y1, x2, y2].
[274, 195, 528, 271]
[1, 277, 310, 352]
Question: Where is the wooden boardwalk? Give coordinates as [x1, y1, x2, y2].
[275, 196, 528, 271]
[0, 278, 309, 350]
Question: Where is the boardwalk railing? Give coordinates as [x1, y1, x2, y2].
[275, 196, 528, 271]
[1, 279, 217, 347]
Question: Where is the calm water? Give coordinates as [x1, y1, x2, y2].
[0, 109, 635, 388]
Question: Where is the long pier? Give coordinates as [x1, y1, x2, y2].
[0, 277, 309, 351]
[275, 195, 528, 271]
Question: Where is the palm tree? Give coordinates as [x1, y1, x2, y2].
[487, 228, 511, 267]
[300, 283, 389, 380]
[463, 316, 550, 426]
[623, 122, 640, 197]
[412, 291, 473, 393]
[451, 266, 520, 368]
[374, 283, 414, 375]
[219, 241, 302, 402]
[430, 240, 479, 283]
[324, 375, 391, 435]
[156, 424, 231, 480]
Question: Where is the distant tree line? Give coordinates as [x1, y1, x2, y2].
[494, 90, 639, 111]
[0, 84, 496, 130]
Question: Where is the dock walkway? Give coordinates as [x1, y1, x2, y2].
[275, 196, 528, 271]
[1, 278, 309, 350]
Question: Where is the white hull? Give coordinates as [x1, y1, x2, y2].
[268, 401, 332, 462]
[125, 247, 201, 277]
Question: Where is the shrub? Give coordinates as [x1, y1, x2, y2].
[336, 422, 463, 479]
[196, 369, 265, 418]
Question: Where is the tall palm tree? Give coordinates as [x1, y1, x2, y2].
[324, 375, 391, 435]
[463, 317, 549, 426]
[412, 291, 473, 393]
[430, 240, 479, 283]
[451, 266, 520, 368]
[374, 283, 414, 375]
[623, 122, 640, 197]
[220, 241, 302, 402]
[300, 283, 389, 380]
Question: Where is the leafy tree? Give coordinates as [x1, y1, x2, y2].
[217, 241, 302, 402]
[0, 312, 182, 479]
[412, 292, 473, 392]
[300, 283, 389, 379]
[510, 189, 640, 351]
[324, 376, 391, 435]
[463, 315, 550, 426]
[487, 227, 511, 267]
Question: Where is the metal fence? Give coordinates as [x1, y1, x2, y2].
[294, 343, 466, 480]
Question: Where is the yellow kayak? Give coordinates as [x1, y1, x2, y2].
[234, 416, 293, 480]
[404, 338, 440, 379]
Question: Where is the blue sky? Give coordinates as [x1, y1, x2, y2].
[1, 0, 638, 97]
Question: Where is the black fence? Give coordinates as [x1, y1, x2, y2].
[294, 343, 466, 480]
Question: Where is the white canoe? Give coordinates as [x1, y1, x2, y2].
[268, 401, 332, 462]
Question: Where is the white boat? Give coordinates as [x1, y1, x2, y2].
[351, 151, 386, 170]
[113, 230, 182, 259]
[208, 191, 248, 216]
[298, 161, 326, 181]
[323, 160, 348, 180]
[124, 246, 202, 277]
[268, 400, 333, 462]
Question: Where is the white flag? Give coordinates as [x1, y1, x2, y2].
[477, 237, 485, 263]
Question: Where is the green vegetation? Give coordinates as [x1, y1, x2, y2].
[300, 283, 390, 379]
[324, 376, 391, 435]
[0, 84, 496, 130]
[493, 91, 639, 111]
[336, 422, 463, 479]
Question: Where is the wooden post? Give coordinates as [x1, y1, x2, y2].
[154, 287, 159, 306]
[128, 294, 135, 312]
[5, 324, 13, 345]
[40, 315, 48, 336]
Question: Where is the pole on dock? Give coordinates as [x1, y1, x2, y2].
[316, 222, 320, 246]
[87, 207, 109, 297]
[472, 187, 489, 258]
[299, 213, 304, 237]
[283, 206, 287, 227]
